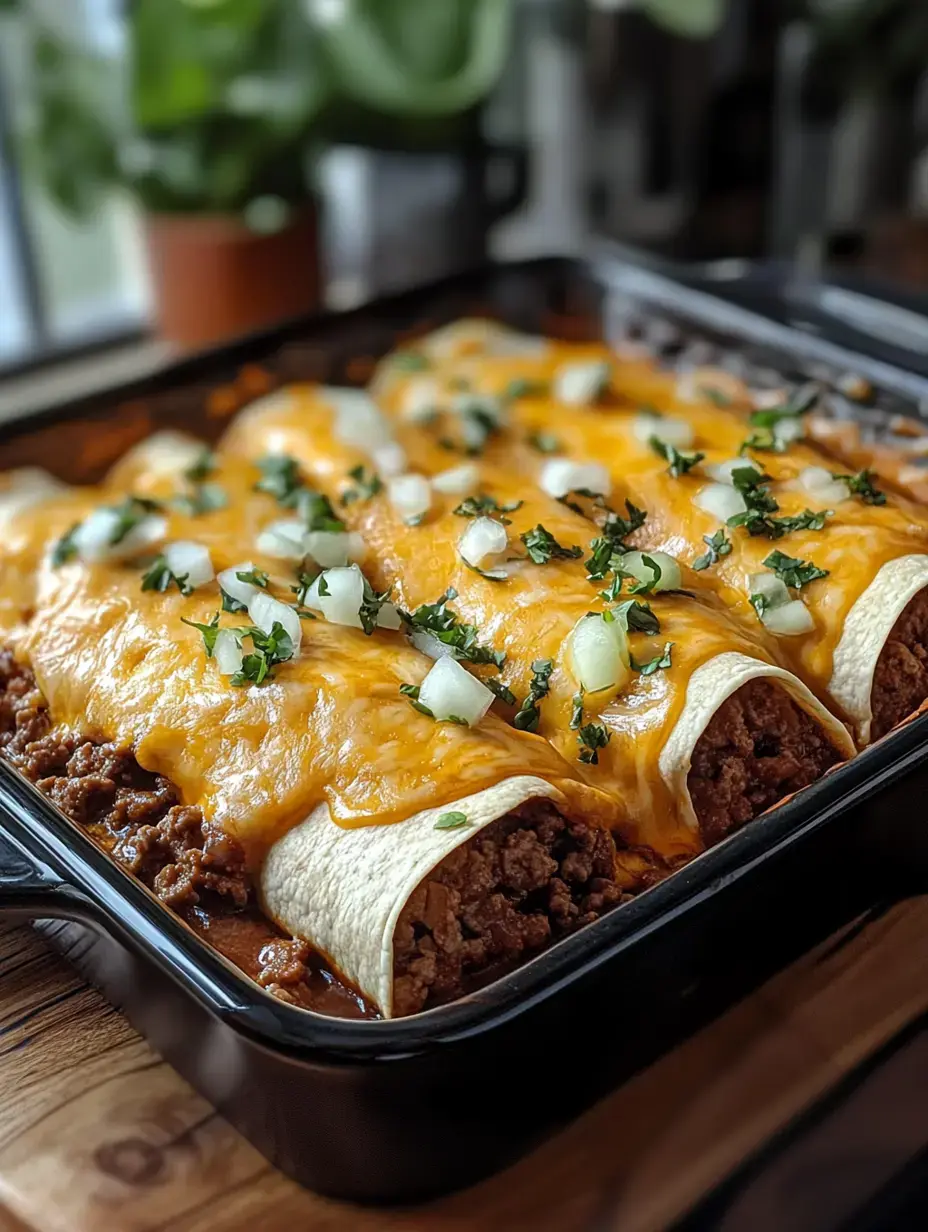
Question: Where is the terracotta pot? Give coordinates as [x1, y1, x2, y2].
[145, 207, 321, 350]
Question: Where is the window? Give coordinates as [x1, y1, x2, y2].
[0, 0, 150, 375]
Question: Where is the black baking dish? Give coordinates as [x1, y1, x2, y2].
[2, 255, 928, 1204]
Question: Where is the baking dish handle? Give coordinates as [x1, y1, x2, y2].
[0, 823, 94, 922]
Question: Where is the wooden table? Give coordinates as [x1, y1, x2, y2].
[1, 899, 928, 1232]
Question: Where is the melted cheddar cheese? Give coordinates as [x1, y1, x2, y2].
[221, 388, 818, 858]
[373, 329, 928, 718]
[4, 461, 618, 865]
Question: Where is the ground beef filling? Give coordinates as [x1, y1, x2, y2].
[0, 651, 628, 1018]
[0, 650, 370, 1017]
[687, 678, 843, 849]
[870, 587, 928, 742]
[392, 802, 625, 1017]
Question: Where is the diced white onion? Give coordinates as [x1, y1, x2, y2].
[632, 413, 695, 448]
[376, 601, 402, 631]
[304, 564, 365, 628]
[373, 442, 407, 478]
[73, 509, 167, 563]
[568, 615, 630, 694]
[553, 360, 611, 406]
[163, 541, 214, 590]
[704, 457, 762, 486]
[458, 516, 508, 568]
[619, 550, 682, 593]
[387, 473, 432, 524]
[432, 463, 480, 495]
[417, 656, 494, 726]
[326, 387, 393, 450]
[0, 468, 68, 529]
[694, 482, 747, 523]
[124, 431, 205, 478]
[798, 465, 848, 506]
[409, 628, 453, 660]
[539, 458, 611, 500]
[214, 629, 244, 676]
[256, 519, 307, 561]
[452, 391, 506, 427]
[217, 561, 260, 607]
[748, 572, 791, 609]
[762, 599, 814, 636]
[304, 529, 366, 568]
[774, 417, 805, 447]
[247, 591, 303, 650]
[401, 377, 442, 423]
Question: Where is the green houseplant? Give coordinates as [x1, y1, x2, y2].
[4, 0, 513, 347]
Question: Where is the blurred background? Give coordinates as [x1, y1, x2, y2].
[1, 0, 927, 372]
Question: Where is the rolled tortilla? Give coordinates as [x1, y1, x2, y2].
[661, 652, 852, 836]
[831, 554, 928, 744]
[378, 324, 928, 748]
[261, 776, 621, 1018]
[222, 388, 853, 860]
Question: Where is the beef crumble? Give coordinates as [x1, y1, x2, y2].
[0, 649, 370, 1018]
[393, 802, 625, 1017]
[0, 650, 630, 1018]
[870, 587, 928, 741]
[687, 678, 844, 848]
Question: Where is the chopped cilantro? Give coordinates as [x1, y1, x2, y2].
[401, 589, 505, 668]
[51, 524, 79, 567]
[399, 681, 434, 718]
[290, 569, 320, 608]
[341, 465, 383, 506]
[461, 558, 509, 582]
[520, 524, 583, 565]
[763, 550, 829, 589]
[577, 722, 610, 765]
[297, 490, 345, 534]
[570, 691, 585, 731]
[833, 468, 886, 506]
[749, 385, 819, 428]
[254, 454, 303, 505]
[612, 599, 661, 635]
[221, 588, 247, 614]
[693, 529, 732, 571]
[585, 501, 648, 580]
[486, 678, 517, 706]
[236, 567, 269, 589]
[503, 377, 549, 401]
[358, 578, 393, 635]
[701, 386, 733, 408]
[526, 430, 562, 455]
[111, 496, 165, 546]
[184, 449, 216, 484]
[632, 642, 673, 676]
[173, 482, 228, 517]
[254, 455, 345, 531]
[181, 612, 222, 655]
[513, 659, 554, 732]
[434, 811, 468, 830]
[141, 556, 192, 597]
[750, 592, 770, 621]
[453, 494, 523, 523]
[230, 621, 295, 687]
[649, 437, 705, 478]
[627, 553, 663, 596]
[399, 681, 466, 725]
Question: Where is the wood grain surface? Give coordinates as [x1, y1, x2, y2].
[2, 900, 928, 1232]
